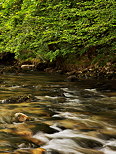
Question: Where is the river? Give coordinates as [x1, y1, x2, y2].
[0, 72, 116, 154]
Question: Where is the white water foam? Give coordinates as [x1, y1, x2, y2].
[41, 138, 81, 154]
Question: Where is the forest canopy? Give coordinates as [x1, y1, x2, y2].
[0, 0, 115, 63]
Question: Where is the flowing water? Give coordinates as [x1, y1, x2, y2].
[0, 72, 116, 154]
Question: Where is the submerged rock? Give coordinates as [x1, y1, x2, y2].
[74, 137, 103, 148]
[100, 129, 116, 139]
[10, 119, 46, 146]
[30, 148, 46, 154]
[77, 148, 104, 154]
[12, 148, 46, 154]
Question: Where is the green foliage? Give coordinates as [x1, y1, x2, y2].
[0, 0, 115, 63]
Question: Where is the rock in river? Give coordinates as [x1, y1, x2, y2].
[0, 94, 36, 104]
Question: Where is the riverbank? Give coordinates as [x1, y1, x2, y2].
[0, 52, 115, 81]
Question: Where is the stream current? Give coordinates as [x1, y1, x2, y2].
[0, 72, 116, 154]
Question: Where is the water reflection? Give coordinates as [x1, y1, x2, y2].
[0, 72, 116, 153]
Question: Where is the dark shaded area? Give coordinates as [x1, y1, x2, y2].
[36, 62, 49, 71]
[94, 81, 116, 92]
[0, 52, 16, 65]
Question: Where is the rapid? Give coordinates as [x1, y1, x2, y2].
[0, 72, 116, 154]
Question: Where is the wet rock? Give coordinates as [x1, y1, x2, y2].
[74, 137, 103, 148]
[10, 123, 32, 136]
[44, 67, 56, 73]
[25, 137, 45, 146]
[107, 145, 116, 151]
[30, 148, 46, 154]
[56, 70, 63, 74]
[0, 65, 21, 74]
[99, 129, 116, 139]
[10, 122, 45, 146]
[77, 148, 104, 154]
[13, 128, 33, 137]
[0, 79, 3, 83]
[0, 94, 36, 104]
[67, 75, 78, 82]
[12, 149, 31, 154]
[95, 81, 116, 92]
[12, 112, 35, 123]
[32, 122, 59, 134]
[14, 113, 30, 122]
[12, 148, 46, 154]
[66, 71, 76, 76]
[105, 92, 116, 97]
[44, 149, 60, 154]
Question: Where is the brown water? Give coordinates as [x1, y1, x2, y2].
[0, 72, 116, 154]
